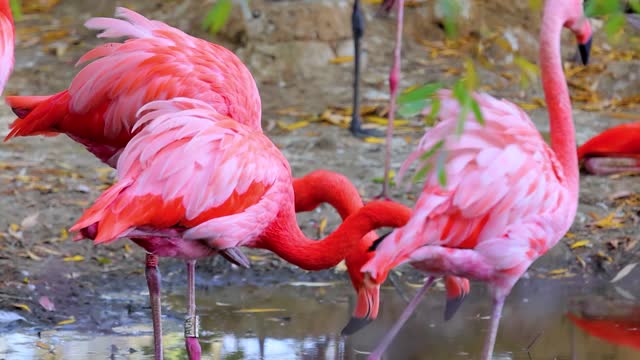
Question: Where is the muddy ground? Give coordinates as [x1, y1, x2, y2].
[0, 0, 639, 334]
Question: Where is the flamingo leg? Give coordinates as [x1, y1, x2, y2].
[367, 276, 435, 360]
[145, 254, 163, 360]
[350, 0, 383, 138]
[185, 260, 202, 360]
[480, 295, 506, 360]
[379, 0, 405, 200]
[583, 157, 640, 175]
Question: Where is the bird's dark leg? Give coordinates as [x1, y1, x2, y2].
[184, 260, 202, 360]
[367, 276, 435, 360]
[350, 0, 383, 138]
[145, 254, 163, 360]
[378, 0, 405, 200]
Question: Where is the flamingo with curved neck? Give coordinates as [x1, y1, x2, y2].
[352, 1, 592, 359]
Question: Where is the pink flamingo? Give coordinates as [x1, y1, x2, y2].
[577, 122, 640, 174]
[70, 97, 412, 358]
[0, 0, 14, 95]
[351, 1, 592, 358]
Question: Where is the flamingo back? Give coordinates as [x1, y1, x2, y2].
[71, 98, 288, 249]
[363, 90, 576, 281]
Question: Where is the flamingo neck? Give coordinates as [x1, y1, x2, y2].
[293, 170, 364, 218]
[540, 4, 579, 199]
[259, 200, 411, 271]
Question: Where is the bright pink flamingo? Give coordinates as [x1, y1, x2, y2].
[0, 0, 15, 95]
[350, 1, 592, 358]
[577, 122, 640, 174]
[3, 8, 261, 358]
[70, 97, 412, 359]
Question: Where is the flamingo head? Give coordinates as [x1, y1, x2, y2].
[564, 0, 593, 64]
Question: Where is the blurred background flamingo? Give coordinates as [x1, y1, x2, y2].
[345, 1, 592, 358]
[578, 122, 640, 174]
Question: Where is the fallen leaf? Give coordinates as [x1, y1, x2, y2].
[329, 55, 354, 64]
[610, 263, 637, 283]
[11, 303, 32, 313]
[548, 268, 568, 275]
[318, 218, 327, 237]
[95, 257, 112, 265]
[20, 212, 39, 229]
[233, 308, 286, 313]
[35, 341, 51, 350]
[576, 255, 586, 268]
[63, 255, 84, 262]
[276, 120, 310, 131]
[569, 239, 591, 249]
[9, 223, 20, 232]
[596, 251, 613, 263]
[39, 296, 55, 311]
[56, 316, 76, 326]
[564, 232, 576, 238]
[364, 137, 385, 144]
[25, 250, 42, 261]
[593, 212, 624, 229]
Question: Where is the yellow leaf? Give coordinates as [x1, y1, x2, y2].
[548, 268, 568, 275]
[276, 120, 310, 131]
[593, 212, 624, 228]
[59, 228, 69, 241]
[233, 308, 286, 313]
[596, 251, 613, 263]
[9, 223, 20, 232]
[123, 244, 132, 253]
[564, 232, 576, 238]
[569, 240, 591, 249]
[56, 316, 76, 326]
[35, 341, 51, 350]
[576, 255, 586, 268]
[364, 137, 385, 144]
[364, 116, 409, 126]
[248, 255, 268, 262]
[23, 277, 29, 284]
[12, 303, 32, 313]
[318, 218, 327, 237]
[329, 56, 354, 64]
[63, 255, 84, 262]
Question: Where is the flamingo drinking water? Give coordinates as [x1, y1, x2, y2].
[348, 1, 592, 358]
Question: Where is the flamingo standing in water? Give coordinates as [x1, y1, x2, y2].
[577, 122, 640, 174]
[0, 0, 14, 95]
[70, 97, 412, 358]
[350, 1, 592, 358]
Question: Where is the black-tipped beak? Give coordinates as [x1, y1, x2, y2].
[578, 36, 592, 65]
[444, 295, 466, 321]
[341, 316, 373, 335]
[219, 248, 251, 269]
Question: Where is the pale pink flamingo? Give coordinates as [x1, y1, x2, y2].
[350, 1, 592, 358]
[577, 122, 640, 174]
[0, 0, 14, 95]
[70, 97, 413, 359]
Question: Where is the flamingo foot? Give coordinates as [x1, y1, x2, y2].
[145, 254, 163, 360]
[219, 248, 251, 268]
[367, 277, 435, 360]
[351, 122, 385, 138]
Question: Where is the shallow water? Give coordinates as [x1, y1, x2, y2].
[1, 277, 639, 360]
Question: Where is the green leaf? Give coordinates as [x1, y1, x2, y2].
[463, 58, 478, 90]
[413, 163, 433, 183]
[470, 98, 484, 125]
[425, 96, 442, 126]
[436, 151, 447, 187]
[436, 0, 462, 38]
[398, 83, 443, 104]
[452, 80, 471, 135]
[10, 0, 21, 21]
[585, 0, 622, 18]
[419, 140, 445, 162]
[604, 12, 626, 39]
[630, 0, 640, 13]
[398, 100, 428, 118]
[202, 0, 233, 34]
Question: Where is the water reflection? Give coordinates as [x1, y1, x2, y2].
[1, 279, 639, 359]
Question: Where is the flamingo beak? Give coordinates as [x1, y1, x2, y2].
[578, 36, 592, 65]
[341, 274, 380, 335]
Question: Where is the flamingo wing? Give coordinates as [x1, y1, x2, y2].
[0, 0, 14, 95]
[70, 98, 288, 249]
[364, 91, 574, 280]
[5, 7, 260, 155]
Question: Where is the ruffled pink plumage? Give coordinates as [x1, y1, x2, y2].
[70, 98, 288, 251]
[0, 0, 14, 96]
[364, 89, 576, 292]
[4, 7, 261, 166]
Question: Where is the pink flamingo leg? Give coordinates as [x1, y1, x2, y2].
[145, 254, 164, 360]
[368, 276, 435, 360]
[380, 0, 405, 200]
[583, 157, 640, 175]
[480, 296, 506, 360]
[185, 260, 202, 360]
